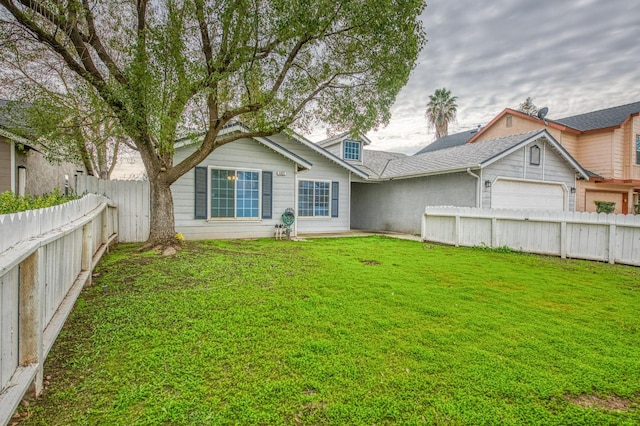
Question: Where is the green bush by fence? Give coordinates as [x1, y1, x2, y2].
[0, 189, 79, 215]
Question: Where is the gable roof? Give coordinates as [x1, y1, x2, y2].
[414, 128, 479, 155]
[175, 122, 369, 179]
[553, 101, 640, 132]
[467, 108, 579, 143]
[360, 130, 588, 181]
[316, 131, 372, 148]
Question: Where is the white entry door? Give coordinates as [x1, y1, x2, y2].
[491, 179, 566, 211]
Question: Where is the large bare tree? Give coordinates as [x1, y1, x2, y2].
[0, 0, 425, 246]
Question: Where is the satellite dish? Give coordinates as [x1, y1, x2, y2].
[537, 107, 549, 120]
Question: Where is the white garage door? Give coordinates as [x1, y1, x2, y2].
[492, 180, 566, 211]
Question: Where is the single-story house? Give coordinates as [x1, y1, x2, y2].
[172, 125, 589, 238]
[172, 122, 368, 239]
[0, 100, 84, 196]
[349, 129, 590, 234]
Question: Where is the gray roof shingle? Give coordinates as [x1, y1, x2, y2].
[553, 101, 640, 131]
[413, 128, 479, 155]
[361, 131, 554, 179]
[358, 149, 406, 177]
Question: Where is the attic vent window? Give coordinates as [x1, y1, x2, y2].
[506, 115, 513, 128]
[344, 140, 361, 161]
[530, 145, 541, 166]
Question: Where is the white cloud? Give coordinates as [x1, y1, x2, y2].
[360, 0, 640, 153]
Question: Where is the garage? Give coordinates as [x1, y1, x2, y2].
[491, 179, 566, 211]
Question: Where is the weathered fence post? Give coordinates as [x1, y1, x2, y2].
[608, 223, 616, 264]
[18, 251, 43, 397]
[560, 220, 567, 259]
[81, 222, 94, 286]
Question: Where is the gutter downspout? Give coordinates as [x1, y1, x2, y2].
[466, 168, 481, 208]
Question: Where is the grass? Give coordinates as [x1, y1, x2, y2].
[18, 237, 640, 425]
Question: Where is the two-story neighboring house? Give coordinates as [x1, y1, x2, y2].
[469, 102, 640, 214]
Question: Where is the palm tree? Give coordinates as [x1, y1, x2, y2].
[425, 88, 458, 139]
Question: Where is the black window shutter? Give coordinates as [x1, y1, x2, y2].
[194, 167, 207, 219]
[262, 171, 273, 219]
[331, 181, 339, 217]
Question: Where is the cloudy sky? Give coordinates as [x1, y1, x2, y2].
[339, 0, 640, 154]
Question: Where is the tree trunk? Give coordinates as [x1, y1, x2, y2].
[146, 173, 178, 247]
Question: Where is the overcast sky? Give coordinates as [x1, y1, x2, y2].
[328, 0, 640, 154]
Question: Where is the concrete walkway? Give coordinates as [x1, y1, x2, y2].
[296, 230, 423, 242]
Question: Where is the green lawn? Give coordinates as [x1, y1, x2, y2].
[19, 237, 640, 425]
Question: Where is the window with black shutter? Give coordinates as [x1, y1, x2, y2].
[194, 167, 207, 219]
[331, 181, 339, 217]
[262, 171, 273, 219]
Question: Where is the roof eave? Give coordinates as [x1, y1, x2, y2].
[0, 127, 33, 146]
[174, 124, 313, 169]
[468, 108, 580, 144]
[285, 131, 370, 179]
[383, 165, 482, 181]
[479, 130, 589, 180]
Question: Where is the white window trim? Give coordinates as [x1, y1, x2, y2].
[297, 178, 332, 218]
[207, 166, 262, 220]
[343, 140, 362, 161]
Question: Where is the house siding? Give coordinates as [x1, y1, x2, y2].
[0, 138, 11, 192]
[324, 143, 342, 158]
[560, 133, 578, 158]
[630, 116, 640, 180]
[482, 140, 576, 210]
[351, 172, 476, 235]
[172, 134, 353, 239]
[576, 132, 613, 178]
[269, 134, 352, 233]
[172, 138, 297, 240]
[475, 114, 564, 144]
[612, 127, 625, 178]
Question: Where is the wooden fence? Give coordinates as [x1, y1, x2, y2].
[77, 176, 149, 242]
[422, 207, 640, 266]
[0, 195, 117, 426]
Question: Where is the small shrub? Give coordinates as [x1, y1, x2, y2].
[594, 201, 616, 214]
[0, 189, 79, 215]
[473, 244, 521, 254]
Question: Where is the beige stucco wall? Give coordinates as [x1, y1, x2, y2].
[576, 180, 634, 214]
[15, 146, 83, 196]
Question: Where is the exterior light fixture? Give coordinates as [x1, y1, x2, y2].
[484, 180, 492, 188]
[570, 187, 576, 194]
[226, 175, 238, 181]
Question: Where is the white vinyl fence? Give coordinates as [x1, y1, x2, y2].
[0, 195, 117, 426]
[422, 207, 640, 266]
[77, 176, 149, 242]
